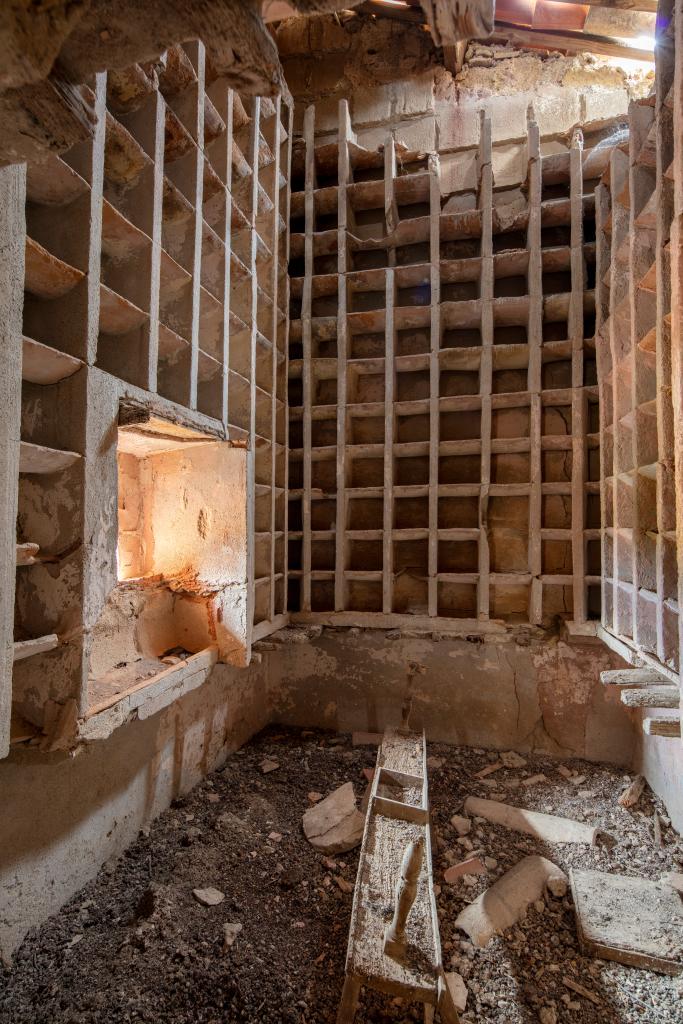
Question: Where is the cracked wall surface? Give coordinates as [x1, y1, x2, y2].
[268, 629, 636, 763]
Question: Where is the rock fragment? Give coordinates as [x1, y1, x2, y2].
[618, 774, 645, 808]
[450, 814, 471, 836]
[192, 887, 225, 907]
[259, 758, 279, 774]
[223, 922, 242, 949]
[445, 971, 468, 1012]
[501, 751, 527, 768]
[302, 782, 364, 854]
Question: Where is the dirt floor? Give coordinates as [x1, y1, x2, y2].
[1, 727, 682, 1023]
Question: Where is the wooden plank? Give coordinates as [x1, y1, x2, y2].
[13, 634, 59, 662]
[302, 104, 315, 612]
[335, 100, 352, 613]
[269, 97, 283, 624]
[526, 108, 543, 625]
[569, 128, 586, 623]
[594, 183, 611, 630]
[620, 685, 680, 707]
[186, 43, 206, 411]
[601, 666, 669, 685]
[281, 99, 294, 618]
[552, 0, 657, 10]
[643, 714, 681, 737]
[0, 164, 25, 759]
[609, 147, 631, 638]
[383, 262, 396, 615]
[343, 730, 444, 1005]
[490, 23, 655, 61]
[428, 151, 440, 617]
[571, 869, 683, 974]
[144, 87, 165, 395]
[246, 95, 261, 647]
[478, 113, 493, 623]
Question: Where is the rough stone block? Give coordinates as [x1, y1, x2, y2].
[492, 143, 527, 188]
[439, 149, 478, 194]
[533, 88, 582, 138]
[393, 72, 435, 119]
[352, 83, 394, 127]
[396, 115, 436, 155]
[355, 124, 386, 154]
[485, 93, 531, 144]
[435, 98, 480, 151]
[582, 88, 630, 129]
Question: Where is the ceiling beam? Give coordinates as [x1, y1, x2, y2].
[491, 20, 655, 59]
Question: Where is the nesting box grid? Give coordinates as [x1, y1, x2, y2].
[286, 99, 606, 625]
[4, 44, 293, 754]
[595, 3, 680, 675]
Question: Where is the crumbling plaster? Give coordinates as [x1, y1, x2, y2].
[268, 630, 637, 766]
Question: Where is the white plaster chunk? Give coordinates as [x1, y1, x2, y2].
[464, 796, 599, 845]
[302, 781, 364, 854]
[455, 855, 568, 947]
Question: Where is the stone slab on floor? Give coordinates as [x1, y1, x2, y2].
[571, 868, 683, 975]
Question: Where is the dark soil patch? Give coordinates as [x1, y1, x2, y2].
[1, 728, 682, 1023]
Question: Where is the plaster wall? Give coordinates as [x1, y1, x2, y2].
[639, 730, 683, 836]
[269, 629, 637, 764]
[0, 657, 272, 963]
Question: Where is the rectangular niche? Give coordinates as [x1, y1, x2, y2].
[88, 413, 249, 716]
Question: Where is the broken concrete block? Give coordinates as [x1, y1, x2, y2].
[445, 971, 468, 1013]
[192, 887, 225, 907]
[464, 796, 599, 845]
[455, 856, 569, 947]
[302, 782, 364, 854]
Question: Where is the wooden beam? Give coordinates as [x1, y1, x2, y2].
[546, 0, 657, 11]
[491, 22, 655, 61]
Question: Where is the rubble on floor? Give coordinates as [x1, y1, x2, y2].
[1, 728, 683, 1024]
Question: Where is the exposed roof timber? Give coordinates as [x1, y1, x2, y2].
[491, 19, 655, 59]
[530, 0, 657, 9]
[403, 0, 657, 9]
[361, 0, 655, 60]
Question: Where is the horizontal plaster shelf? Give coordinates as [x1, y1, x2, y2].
[19, 440, 81, 474]
[22, 336, 83, 385]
